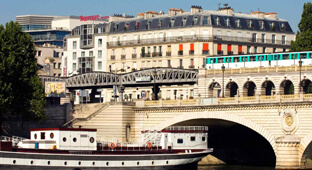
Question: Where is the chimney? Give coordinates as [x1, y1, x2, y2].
[191, 5, 203, 14]
[144, 11, 159, 19]
[168, 8, 184, 16]
[218, 3, 234, 15]
[250, 10, 265, 19]
[265, 12, 277, 19]
[137, 13, 144, 19]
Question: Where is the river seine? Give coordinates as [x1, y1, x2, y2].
[198, 165, 275, 170]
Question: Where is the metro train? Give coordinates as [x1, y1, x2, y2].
[205, 51, 312, 69]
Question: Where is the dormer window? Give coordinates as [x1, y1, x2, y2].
[280, 23, 286, 31]
[270, 22, 275, 30]
[215, 17, 220, 26]
[136, 22, 140, 30]
[158, 20, 163, 28]
[193, 17, 198, 26]
[203, 16, 209, 25]
[259, 21, 264, 29]
[114, 24, 119, 32]
[247, 20, 253, 28]
[226, 17, 230, 27]
[124, 23, 129, 31]
[182, 18, 187, 26]
[235, 19, 240, 28]
[170, 19, 175, 27]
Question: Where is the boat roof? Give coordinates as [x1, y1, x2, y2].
[30, 128, 97, 132]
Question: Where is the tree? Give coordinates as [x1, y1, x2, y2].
[289, 84, 295, 95]
[0, 21, 46, 132]
[290, 2, 312, 51]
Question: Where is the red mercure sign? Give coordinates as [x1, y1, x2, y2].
[80, 15, 109, 21]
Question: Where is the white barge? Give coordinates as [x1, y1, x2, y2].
[0, 126, 213, 169]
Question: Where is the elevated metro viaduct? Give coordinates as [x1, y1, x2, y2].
[42, 65, 312, 169]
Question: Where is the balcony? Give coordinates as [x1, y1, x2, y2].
[132, 54, 137, 59]
[227, 51, 233, 55]
[217, 50, 223, 55]
[202, 50, 209, 55]
[111, 55, 115, 60]
[121, 54, 126, 60]
[238, 52, 244, 55]
[152, 52, 162, 57]
[189, 65, 195, 69]
[166, 51, 171, 56]
[178, 50, 183, 56]
[189, 50, 194, 55]
[141, 53, 151, 58]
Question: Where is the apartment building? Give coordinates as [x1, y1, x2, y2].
[63, 5, 295, 102]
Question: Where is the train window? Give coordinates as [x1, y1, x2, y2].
[41, 132, 45, 140]
[234, 57, 239, 62]
[283, 54, 288, 60]
[218, 58, 223, 63]
[301, 53, 307, 59]
[190, 136, 196, 141]
[250, 56, 256, 61]
[177, 139, 183, 144]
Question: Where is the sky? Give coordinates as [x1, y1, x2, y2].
[0, 0, 309, 32]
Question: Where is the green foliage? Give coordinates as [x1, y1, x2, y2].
[289, 84, 295, 94]
[308, 83, 312, 93]
[0, 21, 46, 121]
[291, 2, 312, 51]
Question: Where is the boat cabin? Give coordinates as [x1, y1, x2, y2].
[18, 128, 97, 150]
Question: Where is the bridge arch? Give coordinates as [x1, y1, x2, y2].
[156, 111, 277, 155]
[299, 130, 312, 168]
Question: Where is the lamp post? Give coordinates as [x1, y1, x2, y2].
[221, 64, 225, 98]
[153, 68, 157, 100]
[299, 59, 303, 93]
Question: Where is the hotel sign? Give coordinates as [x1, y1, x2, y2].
[80, 15, 109, 21]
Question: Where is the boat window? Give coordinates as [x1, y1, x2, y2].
[177, 139, 183, 144]
[50, 133, 54, 139]
[202, 137, 206, 141]
[34, 133, 37, 139]
[190, 136, 196, 141]
[41, 132, 45, 139]
[90, 137, 95, 143]
[73, 137, 77, 142]
[63, 137, 67, 142]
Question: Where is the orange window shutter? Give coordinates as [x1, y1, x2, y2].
[218, 44, 222, 51]
[238, 45, 242, 52]
[190, 44, 194, 51]
[179, 44, 183, 51]
[228, 44, 232, 52]
[203, 43, 208, 51]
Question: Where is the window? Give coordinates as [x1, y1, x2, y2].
[73, 52, 77, 60]
[247, 46, 251, 54]
[73, 137, 77, 142]
[203, 16, 209, 25]
[190, 136, 196, 141]
[37, 51, 42, 56]
[90, 137, 95, 143]
[215, 16, 220, 26]
[177, 139, 183, 144]
[193, 17, 198, 25]
[168, 60, 171, 67]
[179, 59, 183, 68]
[202, 137, 206, 141]
[58, 63, 61, 69]
[81, 51, 85, 57]
[263, 47, 266, 53]
[182, 18, 187, 26]
[254, 46, 258, 53]
[41, 132, 45, 140]
[73, 41, 77, 49]
[259, 21, 264, 29]
[50, 133, 54, 139]
[247, 20, 252, 28]
[98, 61, 102, 70]
[190, 59, 194, 66]
[272, 35, 276, 44]
[98, 39, 102, 47]
[63, 137, 67, 142]
[270, 22, 275, 30]
[252, 33, 257, 43]
[273, 48, 276, 53]
[170, 19, 175, 27]
[98, 50, 102, 59]
[225, 17, 230, 27]
[89, 51, 93, 57]
[53, 63, 56, 69]
[281, 23, 286, 31]
[282, 35, 286, 45]
[235, 19, 240, 27]
[34, 133, 37, 139]
[261, 34, 265, 43]
[73, 63, 77, 71]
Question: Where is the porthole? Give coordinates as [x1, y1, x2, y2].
[92, 162, 95, 165]
[73, 137, 77, 142]
[90, 137, 95, 143]
[106, 162, 109, 166]
[64, 161, 67, 165]
[48, 161, 50, 165]
[137, 162, 140, 165]
[122, 162, 124, 166]
[34, 133, 37, 139]
[63, 137, 67, 142]
[13, 160, 16, 164]
[30, 160, 33, 165]
[166, 160, 169, 164]
[50, 133, 54, 139]
[78, 161, 81, 165]
[152, 161, 154, 165]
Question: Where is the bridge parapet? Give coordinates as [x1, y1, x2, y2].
[138, 93, 312, 107]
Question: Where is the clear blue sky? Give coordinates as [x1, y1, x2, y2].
[0, 0, 308, 32]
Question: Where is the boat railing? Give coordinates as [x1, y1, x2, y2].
[163, 126, 208, 131]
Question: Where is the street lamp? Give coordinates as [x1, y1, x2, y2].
[299, 59, 303, 92]
[221, 64, 225, 98]
[153, 68, 157, 100]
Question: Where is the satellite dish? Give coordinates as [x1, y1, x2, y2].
[224, 3, 229, 7]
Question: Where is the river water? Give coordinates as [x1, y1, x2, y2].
[198, 165, 275, 170]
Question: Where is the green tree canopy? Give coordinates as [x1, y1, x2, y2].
[291, 2, 312, 51]
[0, 21, 46, 123]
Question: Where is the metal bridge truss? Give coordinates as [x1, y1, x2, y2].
[65, 68, 198, 88]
